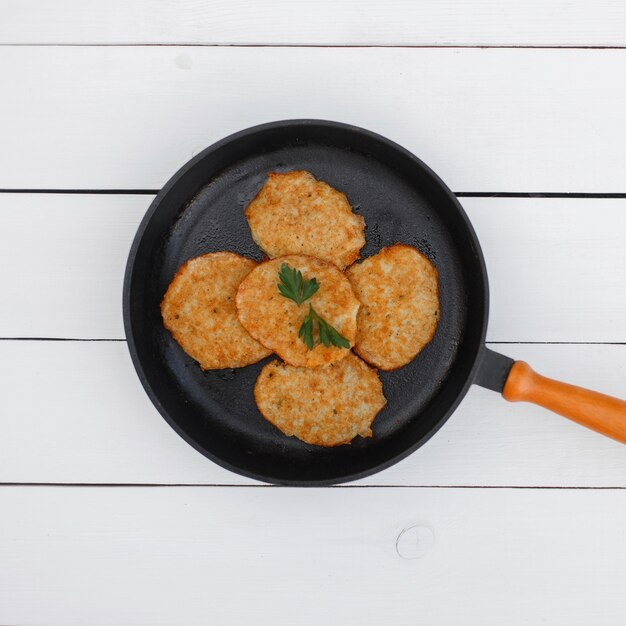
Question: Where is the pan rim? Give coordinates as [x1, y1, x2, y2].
[122, 118, 490, 486]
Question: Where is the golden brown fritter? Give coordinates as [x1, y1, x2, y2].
[254, 353, 386, 446]
[346, 244, 439, 370]
[236, 255, 359, 368]
[244, 170, 365, 269]
[161, 252, 271, 369]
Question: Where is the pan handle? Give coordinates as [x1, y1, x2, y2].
[502, 361, 626, 444]
[476, 348, 626, 444]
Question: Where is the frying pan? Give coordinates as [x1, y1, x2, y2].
[123, 119, 626, 485]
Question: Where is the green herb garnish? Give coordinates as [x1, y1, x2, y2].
[298, 305, 350, 351]
[277, 263, 349, 351]
[277, 263, 319, 305]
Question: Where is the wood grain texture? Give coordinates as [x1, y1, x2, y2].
[2, 194, 626, 341]
[1, 0, 625, 46]
[2, 341, 626, 486]
[1, 47, 626, 191]
[2, 486, 626, 625]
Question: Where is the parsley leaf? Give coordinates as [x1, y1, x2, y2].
[298, 314, 314, 350]
[277, 264, 348, 350]
[277, 263, 320, 305]
[299, 305, 350, 351]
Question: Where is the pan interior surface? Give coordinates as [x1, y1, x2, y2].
[124, 121, 487, 484]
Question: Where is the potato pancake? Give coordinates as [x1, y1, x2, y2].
[346, 244, 439, 370]
[236, 255, 359, 367]
[255, 353, 386, 446]
[245, 170, 365, 269]
[161, 252, 271, 369]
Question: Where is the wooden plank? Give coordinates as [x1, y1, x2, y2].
[1, 0, 625, 46]
[1, 47, 626, 191]
[0, 194, 143, 339]
[2, 486, 626, 624]
[466, 197, 626, 342]
[1, 340, 626, 486]
[2, 194, 626, 341]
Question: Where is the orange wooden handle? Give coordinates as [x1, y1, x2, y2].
[503, 361, 626, 444]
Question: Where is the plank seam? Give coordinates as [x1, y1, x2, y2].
[0, 338, 127, 342]
[2, 43, 626, 50]
[0, 189, 158, 195]
[1, 483, 626, 490]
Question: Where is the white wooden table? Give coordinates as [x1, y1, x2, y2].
[2, 2, 626, 624]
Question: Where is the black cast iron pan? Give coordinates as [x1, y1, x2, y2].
[123, 119, 626, 485]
